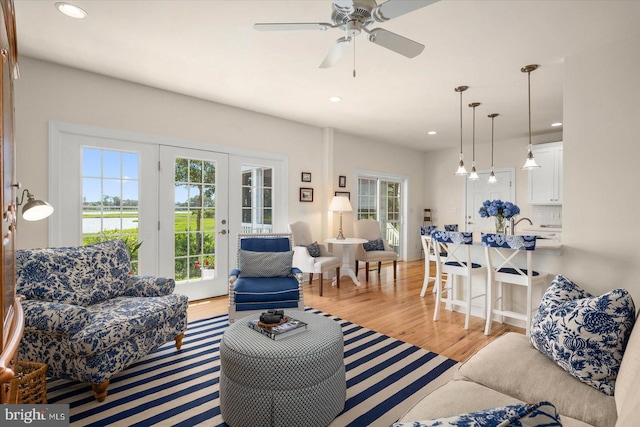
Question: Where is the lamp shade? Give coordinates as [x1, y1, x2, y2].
[329, 196, 352, 212]
[22, 198, 54, 221]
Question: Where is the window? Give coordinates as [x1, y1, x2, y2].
[81, 147, 141, 272]
[357, 175, 403, 254]
[241, 165, 273, 233]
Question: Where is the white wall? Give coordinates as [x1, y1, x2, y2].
[14, 57, 428, 258]
[562, 36, 640, 304]
[333, 131, 427, 260]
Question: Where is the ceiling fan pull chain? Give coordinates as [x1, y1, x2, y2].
[353, 35, 356, 78]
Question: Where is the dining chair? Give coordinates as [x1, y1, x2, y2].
[431, 230, 487, 330]
[354, 219, 398, 282]
[481, 233, 548, 336]
[288, 221, 341, 296]
[419, 225, 438, 297]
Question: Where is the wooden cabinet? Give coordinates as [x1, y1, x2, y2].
[528, 142, 563, 205]
[0, 0, 22, 404]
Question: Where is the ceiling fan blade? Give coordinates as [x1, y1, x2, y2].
[254, 22, 334, 31]
[368, 28, 424, 58]
[319, 36, 351, 68]
[372, 0, 439, 22]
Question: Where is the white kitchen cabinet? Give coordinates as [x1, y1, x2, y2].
[528, 142, 563, 205]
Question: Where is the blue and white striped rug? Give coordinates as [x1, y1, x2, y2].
[47, 308, 459, 427]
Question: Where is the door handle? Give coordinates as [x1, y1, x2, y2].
[219, 230, 227, 235]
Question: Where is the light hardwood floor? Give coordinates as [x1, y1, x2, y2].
[188, 259, 524, 362]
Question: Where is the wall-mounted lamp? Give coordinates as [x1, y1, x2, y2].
[16, 188, 54, 221]
[329, 195, 352, 240]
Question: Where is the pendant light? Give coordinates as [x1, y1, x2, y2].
[521, 64, 541, 169]
[468, 102, 481, 180]
[488, 113, 499, 184]
[454, 85, 469, 176]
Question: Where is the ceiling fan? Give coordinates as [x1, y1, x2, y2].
[254, 0, 439, 69]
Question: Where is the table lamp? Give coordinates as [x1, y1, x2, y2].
[329, 195, 352, 240]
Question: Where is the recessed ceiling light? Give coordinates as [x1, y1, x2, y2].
[329, 96, 342, 103]
[56, 2, 87, 19]
[428, 131, 437, 135]
[551, 122, 563, 127]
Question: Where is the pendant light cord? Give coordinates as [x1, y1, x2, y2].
[459, 90, 463, 155]
[527, 70, 532, 147]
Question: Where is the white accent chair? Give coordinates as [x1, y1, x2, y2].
[481, 233, 548, 336]
[353, 219, 398, 283]
[288, 221, 341, 296]
[432, 231, 487, 330]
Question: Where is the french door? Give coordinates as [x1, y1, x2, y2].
[51, 122, 288, 302]
[158, 146, 230, 300]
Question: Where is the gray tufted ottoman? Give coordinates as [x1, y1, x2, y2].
[220, 311, 346, 427]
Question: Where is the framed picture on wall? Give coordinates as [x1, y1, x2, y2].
[301, 172, 312, 182]
[338, 175, 346, 187]
[300, 187, 314, 202]
[334, 191, 350, 200]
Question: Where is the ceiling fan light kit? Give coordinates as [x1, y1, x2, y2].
[254, 0, 438, 70]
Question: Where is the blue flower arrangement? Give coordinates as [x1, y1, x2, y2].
[479, 199, 520, 233]
[478, 199, 521, 219]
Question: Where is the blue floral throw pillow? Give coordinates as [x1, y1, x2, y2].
[391, 401, 562, 427]
[363, 238, 385, 251]
[529, 275, 636, 396]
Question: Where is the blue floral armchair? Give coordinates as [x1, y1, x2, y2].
[16, 240, 188, 402]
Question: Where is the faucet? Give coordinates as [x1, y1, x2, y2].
[508, 217, 533, 235]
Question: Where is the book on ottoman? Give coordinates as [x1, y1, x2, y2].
[248, 317, 308, 340]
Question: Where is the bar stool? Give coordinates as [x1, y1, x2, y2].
[419, 226, 438, 297]
[481, 233, 548, 336]
[432, 231, 487, 330]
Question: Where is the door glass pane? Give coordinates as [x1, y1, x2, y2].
[357, 176, 402, 255]
[173, 158, 216, 282]
[81, 147, 141, 272]
[241, 165, 273, 233]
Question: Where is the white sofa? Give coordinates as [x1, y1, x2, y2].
[397, 323, 640, 427]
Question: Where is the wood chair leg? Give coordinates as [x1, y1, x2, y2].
[378, 262, 382, 274]
[393, 260, 397, 280]
[319, 273, 323, 296]
[365, 262, 370, 282]
[355, 260, 359, 273]
[175, 333, 184, 350]
[309, 273, 314, 285]
[336, 267, 340, 288]
[92, 380, 110, 402]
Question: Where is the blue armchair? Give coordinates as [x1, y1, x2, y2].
[16, 240, 188, 402]
[228, 233, 304, 322]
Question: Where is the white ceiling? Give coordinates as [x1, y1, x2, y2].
[13, 0, 640, 151]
